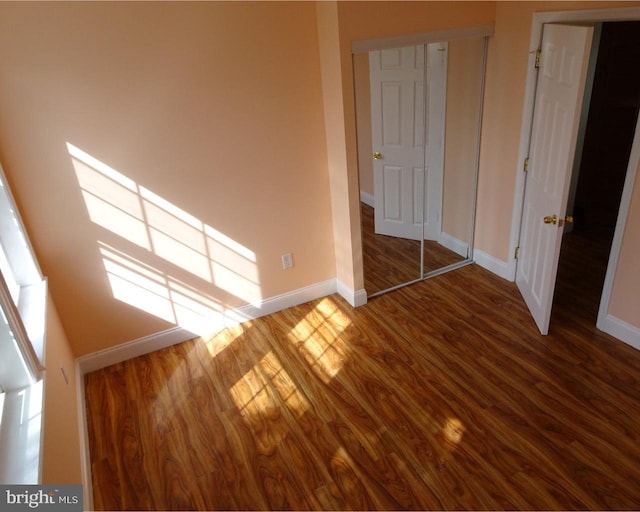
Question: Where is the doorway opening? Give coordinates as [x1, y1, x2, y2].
[553, 21, 640, 327]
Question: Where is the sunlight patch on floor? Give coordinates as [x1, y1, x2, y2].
[442, 416, 465, 446]
[228, 349, 314, 454]
[231, 351, 310, 418]
[201, 322, 252, 358]
[287, 298, 352, 383]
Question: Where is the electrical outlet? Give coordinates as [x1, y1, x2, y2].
[281, 252, 293, 270]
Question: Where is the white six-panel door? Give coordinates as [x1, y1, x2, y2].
[516, 24, 594, 334]
[369, 44, 446, 241]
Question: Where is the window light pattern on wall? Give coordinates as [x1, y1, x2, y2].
[67, 143, 261, 335]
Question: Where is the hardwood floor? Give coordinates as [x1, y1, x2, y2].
[360, 202, 465, 294]
[85, 263, 640, 510]
[554, 223, 615, 324]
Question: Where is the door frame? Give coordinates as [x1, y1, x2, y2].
[511, 7, 640, 341]
[597, 114, 640, 343]
[353, 25, 493, 298]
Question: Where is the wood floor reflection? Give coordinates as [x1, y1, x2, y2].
[85, 260, 640, 510]
[360, 202, 464, 294]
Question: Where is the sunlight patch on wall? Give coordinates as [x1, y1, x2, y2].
[68, 142, 262, 316]
[141, 186, 212, 282]
[73, 155, 151, 251]
[286, 297, 352, 383]
[99, 243, 227, 336]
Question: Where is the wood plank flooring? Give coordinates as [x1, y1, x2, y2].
[360, 202, 465, 294]
[85, 257, 640, 510]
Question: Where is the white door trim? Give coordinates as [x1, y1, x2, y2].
[511, 7, 640, 347]
[510, 7, 640, 283]
[352, 25, 494, 54]
[596, 113, 640, 335]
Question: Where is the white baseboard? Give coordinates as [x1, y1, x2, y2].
[473, 248, 515, 281]
[225, 278, 337, 325]
[73, 276, 361, 503]
[337, 280, 367, 307]
[75, 359, 93, 512]
[74, 276, 367, 506]
[77, 278, 342, 375]
[76, 326, 196, 375]
[598, 314, 640, 352]
[360, 190, 374, 208]
[439, 232, 469, 259]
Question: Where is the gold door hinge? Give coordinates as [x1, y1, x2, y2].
[514, 246, 520, 260]
[524, 157, 530, 173]
[535, 49, 541, 69]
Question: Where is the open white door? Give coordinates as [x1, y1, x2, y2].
[369, 44, 446, 240]
[516, 24, 594, 334]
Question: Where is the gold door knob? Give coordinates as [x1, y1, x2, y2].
[373, 152, 382, 160]
[565, 215, 574, 224]
[543, 214, 557, 225]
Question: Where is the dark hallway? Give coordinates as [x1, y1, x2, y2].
[554, 21, 640, 326]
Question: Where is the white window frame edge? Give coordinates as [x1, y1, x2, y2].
[0, 162, 46, 381]
[0, 162, 47, 484]
[0, 165, 44, 282]
[0, 271, 45, 382]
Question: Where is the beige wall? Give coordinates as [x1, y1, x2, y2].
[316, 1, 360, 293]
[475, 0, 640, 329]
[443, 37, 486, 243]
[354, 53, 374, 199]
[474, 2, 529, 260]
[2, 0, 638, 495]
[42, 295, 82, 484]
[475, 0, 640, 261]
[0, 2, 335, 355]
[337, 1, 496, 42]
[0, 0, 639, 354]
